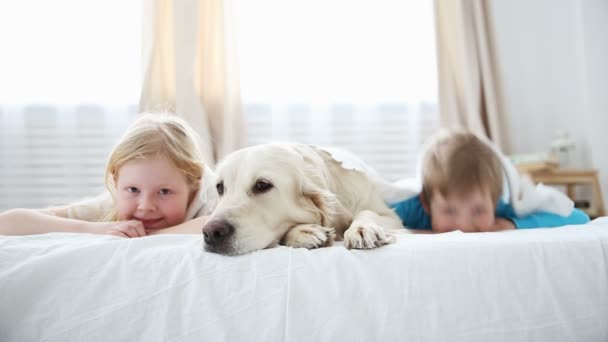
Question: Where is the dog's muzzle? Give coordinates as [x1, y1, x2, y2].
[202, 219, 235, 253]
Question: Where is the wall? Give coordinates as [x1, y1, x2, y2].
[490, 0, 608, 213]
[581, 0, 608, 213]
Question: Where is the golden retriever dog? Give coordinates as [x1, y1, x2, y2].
[202, 143, 404, 255]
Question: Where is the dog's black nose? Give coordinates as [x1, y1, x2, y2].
[202, 220, 235, 247]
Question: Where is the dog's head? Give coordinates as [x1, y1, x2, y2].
[202, 143, 337, 255]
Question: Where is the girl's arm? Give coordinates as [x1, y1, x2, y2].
[0, 208, 146, 237]
[145, 216, 210, 235]
[0, 208, 90, 235]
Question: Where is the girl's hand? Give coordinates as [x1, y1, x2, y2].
[106, 220, 146, 238]
[144, 215, 210, 235]
[87, 220, 146, 238]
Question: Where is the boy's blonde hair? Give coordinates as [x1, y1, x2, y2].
[102, 113, 205, 221]
[421, 129, 503, 205]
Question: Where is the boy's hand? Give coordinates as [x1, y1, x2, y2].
[487, 218, 516, 232]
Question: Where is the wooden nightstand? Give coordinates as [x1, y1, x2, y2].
[524, 169, 605, 218]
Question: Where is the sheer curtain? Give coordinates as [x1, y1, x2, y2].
[140, 0, 244, 166]
[0, 1, 142, 211]
[434, 0, 509, 151]
[233, 0, 439, 181]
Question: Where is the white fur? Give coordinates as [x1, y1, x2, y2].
[205, 143, 405, 255]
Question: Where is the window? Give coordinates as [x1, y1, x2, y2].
[0, 1, 437, 211]
[0, 1, 141, 211]
[233, 0, 438, 181]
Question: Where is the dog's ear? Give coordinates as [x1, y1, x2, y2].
[290, 143, 338, 227]
[300, 172, 337, 227]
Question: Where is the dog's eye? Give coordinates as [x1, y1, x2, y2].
[216, 181, 224, 196]
[252, 179, 273, 194]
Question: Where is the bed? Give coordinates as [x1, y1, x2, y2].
[1, 219, 608, 342]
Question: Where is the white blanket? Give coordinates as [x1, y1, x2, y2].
[2, 219, 608, 342]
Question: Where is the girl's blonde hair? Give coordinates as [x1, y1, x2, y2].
[102, 113, 205, 221]
[421, 129, 503, 205]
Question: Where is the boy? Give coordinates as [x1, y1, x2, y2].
[391, 129, 590, 233]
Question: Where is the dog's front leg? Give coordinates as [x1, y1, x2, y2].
[344, 210, 401, 249]
[281, 224, 336, 249]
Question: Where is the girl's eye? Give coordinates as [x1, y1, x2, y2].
[444, 208, 456, 215]
[128, 187, 139, 193]
[159, 189, 170, 195]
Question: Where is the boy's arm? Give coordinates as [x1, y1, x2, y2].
[390, 196, 432, 230]
[505, 208, 590, 229]
[145, 216, 210, 235]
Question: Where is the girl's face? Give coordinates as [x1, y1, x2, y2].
[115, 154, 192, 229]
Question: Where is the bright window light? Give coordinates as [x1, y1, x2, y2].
[0, 0, 141, 105]
[233, 0, 437, 105]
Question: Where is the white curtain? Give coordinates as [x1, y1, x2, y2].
[434, 0, 510, 152]
[140, 0, 244, 166]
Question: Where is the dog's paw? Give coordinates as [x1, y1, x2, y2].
[281, 224, 336, 249]
[344, 220, 396, 249]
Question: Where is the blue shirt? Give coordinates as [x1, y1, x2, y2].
[390, 195, 590, 230]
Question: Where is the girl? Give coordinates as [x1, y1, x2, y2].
[0, 113, 217, 237]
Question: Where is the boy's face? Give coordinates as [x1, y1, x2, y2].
[426, 188, 496, 233]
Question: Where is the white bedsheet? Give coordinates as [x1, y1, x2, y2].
[2, 219, 608, 342]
